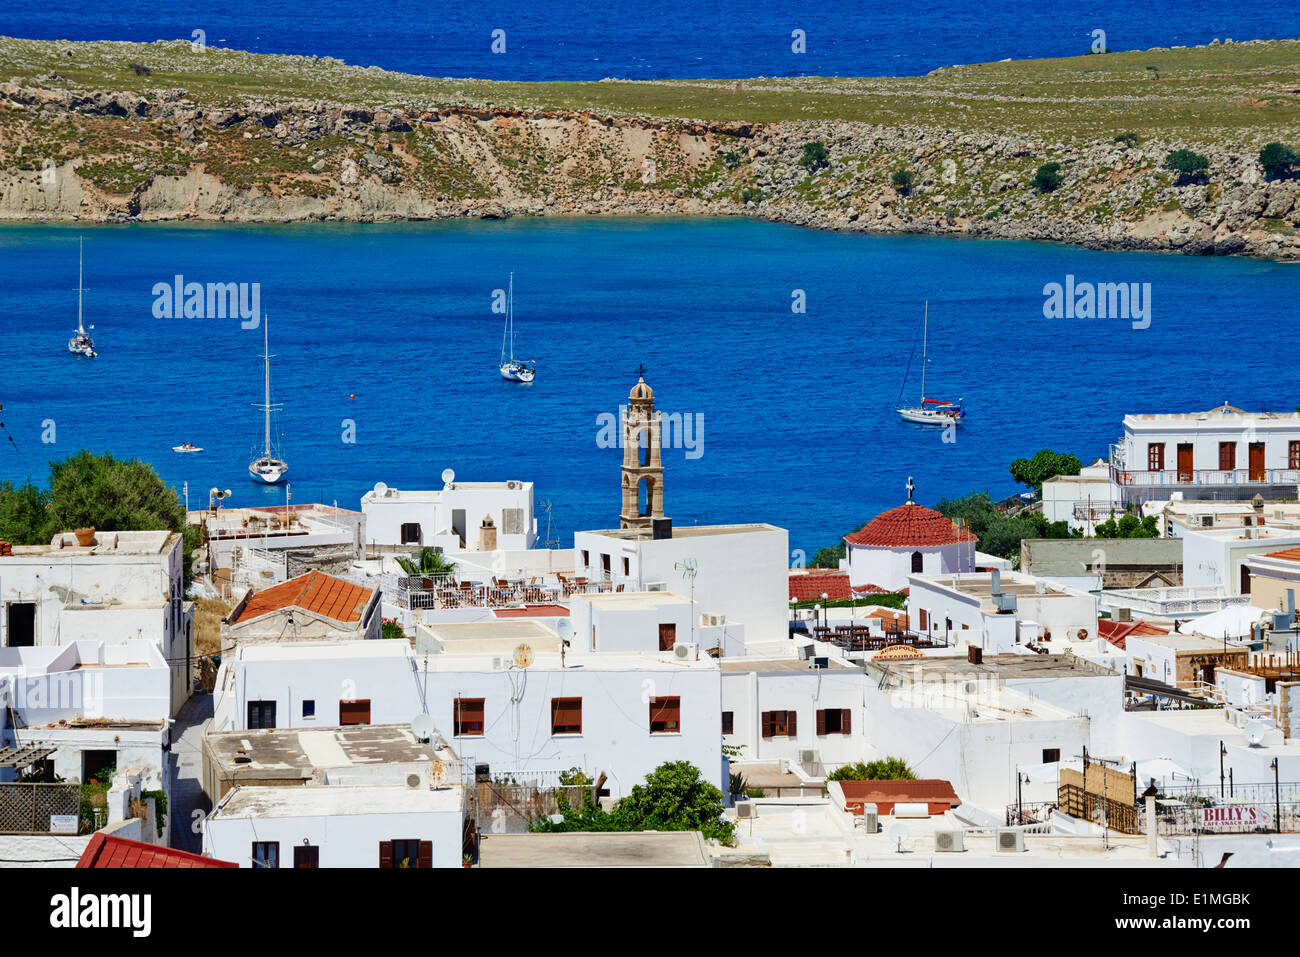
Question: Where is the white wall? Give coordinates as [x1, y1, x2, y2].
[721, 667, 869, 767]
[1122, 419, 1300, 475]
[573, 525, 788, 643]
[848, 542, 970, 593]
[568, 594, 696, 653]
[203, 802, 463, 868]
[363, 482, 536, 551]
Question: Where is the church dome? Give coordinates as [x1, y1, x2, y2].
[629, 376, 654, 401]
[845, 503, 977, 548]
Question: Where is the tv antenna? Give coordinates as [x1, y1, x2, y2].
[675, 559, 698, 646]
[541, 499, 559, 548]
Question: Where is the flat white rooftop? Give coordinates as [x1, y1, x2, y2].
[580, 523, 782, 541]
[231, 640, 412, 662]
[415, 648, 719, 673]
[569, 591, 693, 610]
[213, 783, 462, 819]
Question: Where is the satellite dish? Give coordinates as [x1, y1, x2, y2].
[442, 468, 456, 486]
[373, 482, 389, 497]
[1244, 718, 1269, 747]
[428, 760, 448, 788]
[556, 619, 574, 641]
[886, 821, 910, 852]
[512, 642, 534, 668]
[411, 713, 437, 742]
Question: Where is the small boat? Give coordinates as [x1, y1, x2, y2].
[248, 312, 289, 484]
[173, 443, 203, 453]
[499, 272, 535, 383]
[67, 237, 97, 358]
[896, 301, 964, 426]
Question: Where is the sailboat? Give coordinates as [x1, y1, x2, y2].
[895, 301, 964, 425]
[248, 313, 289, 484]
[499, 272, 535, 383]
[67, 237, 97, 358]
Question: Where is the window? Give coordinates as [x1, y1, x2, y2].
[302, 699, 315, 718]
[911, 551, 923, 573]
[252, 842, 279, 869]
[454, 698, 485, 736]
[817, 709, 851, 735]
[649, 696, 681, 733]
[1220, 441, 1237, 471]
[761, 711, 797, 738]
[581, 550, 590, 569]
[5, 602, 35, 647]
[502, 508, 524, 535]
[721, 711, 734, 735]
[601, 553, 611, 577]
[1292, 441, 1300, 470]
[293, 845, 319, 868]
[380, 839, 431, 869]
[1241, 565, 1252, 595]
[339, 699, 371, 725]
[247, 700, 277, 730]
[622, 556, 630, 577]
[658, 623, 677, 651]
[1147, 443, 1165, 472]
[400, 522, 422, 545]
[918, 609, 929, 631]
[551, 697, 582, 735]
[1042, 749, 1061, 763]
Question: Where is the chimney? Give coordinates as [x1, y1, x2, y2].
[1117, 607, 1132, 623]
[478, 515, 497, 551]
[967, 645, 983, 665]
[990, 568, 1001, 595]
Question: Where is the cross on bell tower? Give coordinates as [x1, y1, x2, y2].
[620, 373, 667, 531]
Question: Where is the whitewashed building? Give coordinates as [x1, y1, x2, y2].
[567, 590, 747, 657]
[1180, 524, 1300, 595]
[0, 529, 192, 714]
[1110, 403, 1300, 506]
[361, 475, 536, 551]
[844, 491, 978, 594]
[1042, 459, 1124, 534]
[572, 523, 787, 644]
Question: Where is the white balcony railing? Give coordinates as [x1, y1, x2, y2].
[1111, 466, 1300, 488]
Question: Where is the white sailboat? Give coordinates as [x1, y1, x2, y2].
[67, 237, 97, 358]
[895, 301, 964, 426]
[499, 272, 535, 383]
[248, 313, 289, 484]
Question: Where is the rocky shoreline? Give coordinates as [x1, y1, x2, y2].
[2, 66, 1298, 259]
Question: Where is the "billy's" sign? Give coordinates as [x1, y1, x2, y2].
[1197, 805, 1273, 829]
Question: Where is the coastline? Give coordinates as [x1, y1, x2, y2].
[2, 36, 1298, 259]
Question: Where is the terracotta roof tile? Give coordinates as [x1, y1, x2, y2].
[837, 778, 961, 806]
[1097, 618, 1170, 650]
[845, 503, 977, 549]
[77, 833, 237, 868]
[233, 570, 373, 625]
[788, 572, 853, 601]
[1262, 547, 1300, 564]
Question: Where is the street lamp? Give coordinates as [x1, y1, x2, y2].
[821, 593, 829, 630]
[1271, 758, 1281, 834]
[1220, 740, 1227, 798]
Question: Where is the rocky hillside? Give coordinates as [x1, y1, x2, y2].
[2, 36, 1299, 258]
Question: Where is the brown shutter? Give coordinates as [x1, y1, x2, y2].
[787, 712, 797, 737]
[816, 710, 826, 736]
[761, 711, 773, 738]
[417, 840, 433, 869]
[841, 709, 851, 735]
[379, 840, 393, 869]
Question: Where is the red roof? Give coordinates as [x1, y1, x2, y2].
[836, 779, 961, 815]
[1097, 618, 1169, 650]
[1262, 547, 1300, 564]
[493, 604, 570, 618]
[77, 833, 237, 868]
[845, 503, 978, 549]
[232, 570, 373, 625]
[788, 571, 853, 601]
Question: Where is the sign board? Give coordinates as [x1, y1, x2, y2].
[1197, 805, 1272, 829]
[49, 815, 78, 835]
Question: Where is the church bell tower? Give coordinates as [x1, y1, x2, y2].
[620, 374, 666, 531]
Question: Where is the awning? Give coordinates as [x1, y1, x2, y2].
[0, 745, 56, 769]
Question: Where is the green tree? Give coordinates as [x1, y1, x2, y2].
[1164, 149, 1210, 185]
[1009, 449, 1083, 492]
[890, 168, 916, 194]
[809, 542, 845, 569]
[800, 141, 830, 171]
[0, 479, 49, 544]
[1031, 162, 1063, 193]
[1259, 142, 1299, 180]
[826, 757, 916, 781]
[1094, 513, 1158, 538]
[1113, 132, 1140, 146]
[395, 547, 456, 578]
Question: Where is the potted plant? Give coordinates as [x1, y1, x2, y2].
[74, 527, 96, 547]
[462, 853, 473, 869]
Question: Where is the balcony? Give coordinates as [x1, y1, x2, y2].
[1111, 465, 1300, 489]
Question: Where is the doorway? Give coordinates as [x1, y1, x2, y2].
[6, 602, 35, 646]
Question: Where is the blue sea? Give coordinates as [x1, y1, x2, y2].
[3, 0, 1296, 80]
[0, 218, 1296, 555]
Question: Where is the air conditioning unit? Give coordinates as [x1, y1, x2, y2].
[736, 801, 754, 819]
[507, 480, 520, 489]
[934, 829, 965, 853]
[799, 749, 818, 765]
[797, 644, 814, 661]
[491, 656, 505, 670]
[700, 614, 726, 627]
[645, 581, 668, 592]
[995, 828, 1025, 853]
[993, 593, 1017, 613]
[859, 803, 879, 833]
[673, 642, 698, 660]
[811, 656, 829, 669]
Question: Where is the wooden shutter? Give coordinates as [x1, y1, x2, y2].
[841, 709, 851, 735]
[787, 712, 797, 737]
[761, 711, 773, 738]
[379, 840, 393, 869]
[552, 697, 582, 734]
[417, 840, 433, 869]
[294, 845, 319, 868]
[658, 623, 676, 651]
[816, 710, 827, 736]
[340, 699, 371, 725]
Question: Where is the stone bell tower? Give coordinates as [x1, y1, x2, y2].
[620, 374, 666, 531]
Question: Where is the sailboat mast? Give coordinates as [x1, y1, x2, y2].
[263, 314, 272, 458]
[508, 272, 515, 363]
[77, 237, 84, 335]
[920, 300, 928, 401]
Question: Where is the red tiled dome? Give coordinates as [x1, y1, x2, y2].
[844, 503, 977, 548]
